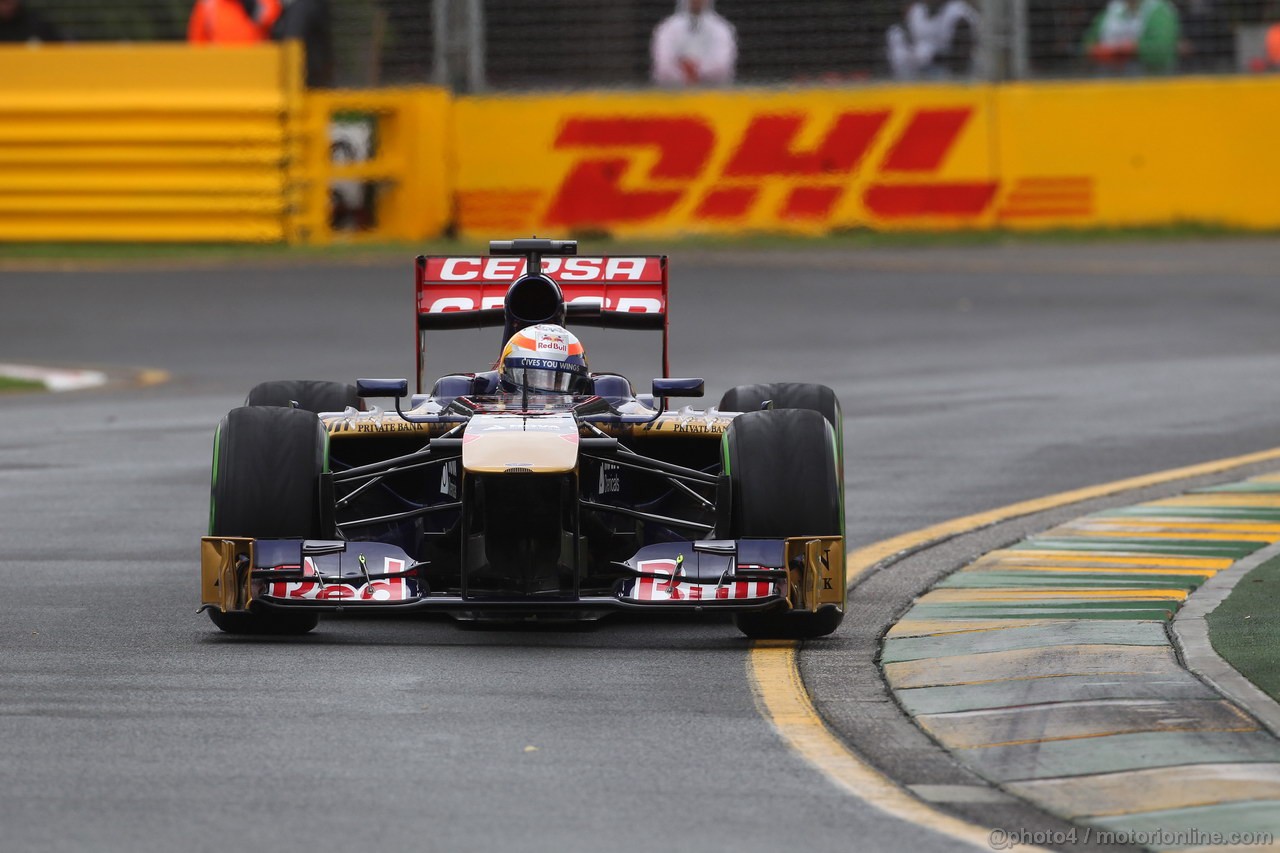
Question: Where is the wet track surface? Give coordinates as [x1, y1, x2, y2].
[4, 240, 1280, 852]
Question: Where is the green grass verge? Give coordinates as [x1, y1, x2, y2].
[1208, 553, 1280, 702]
[0, 223, 1276, 266]
[0, 376, 45, 393]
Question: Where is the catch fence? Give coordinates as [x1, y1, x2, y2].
[26, 0, 1280, 88]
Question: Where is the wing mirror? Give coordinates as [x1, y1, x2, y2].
[355, 378, 408, 398]
[652, 378, 704, 398]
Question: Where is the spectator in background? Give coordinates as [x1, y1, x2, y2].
[1254, 0, 1280, 71]
[887, 0, 980, 80]
[188, 0, 280, 44]
[1083, 0, 1180, 73]
[271, 0, 334, 87]
[0, 0, 61, 43]
[651, 0, 737, 86]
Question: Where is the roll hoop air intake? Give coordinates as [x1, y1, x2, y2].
[492, 239, 577, 343]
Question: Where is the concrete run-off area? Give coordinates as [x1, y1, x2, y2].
[882, 473, 1280, 851]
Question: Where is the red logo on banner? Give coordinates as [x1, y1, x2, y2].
[536, 107, 1028, 228]
[544, 117, 715, 225]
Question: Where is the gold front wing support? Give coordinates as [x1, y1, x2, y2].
[200, 537, 256, 613]
[783, 536, 846, 613]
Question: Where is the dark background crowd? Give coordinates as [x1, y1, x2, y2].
[2, 0, 1276, 86]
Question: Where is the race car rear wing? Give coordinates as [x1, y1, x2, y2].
[414, 240, 669, 393]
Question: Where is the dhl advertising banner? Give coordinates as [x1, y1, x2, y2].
[453, 78, 1280, 238]
[4, 44, 1280, 245]
[994, 77, 1280, 229]
[453, 86, 1008, 237]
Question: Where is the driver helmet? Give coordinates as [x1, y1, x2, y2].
[498, 324, 591, 395]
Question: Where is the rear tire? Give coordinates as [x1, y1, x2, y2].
[207, 405, 326, 635]
[246, 379, 361, 414]
[723, 408, 845, 640]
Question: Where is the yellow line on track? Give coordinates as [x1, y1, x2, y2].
[136, 368, 172, 387]
[918, 587, 1188, 602]
[839, 445, 1280, 577]
[1052, 529, 1278, 542]
[958, 563, 1217, 577]
[748, 444, 1280, 849]
[1154, 494, 1280, 506]
[1072, 519, 1280, 533]
[747, 642, 1018, 851]
[994, 551, 1233, 568]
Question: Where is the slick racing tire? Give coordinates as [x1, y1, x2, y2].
[723, 409, 844, 640]
[245, 379, 362, 414]
[207, 405, 326, 636]
[720, 381, 845, 511]
[206, 607, 319, 637]
[719, 382, 840, 430]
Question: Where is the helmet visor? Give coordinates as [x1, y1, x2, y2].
[508, 366, 581, 394]
[501, 356, 590, 395]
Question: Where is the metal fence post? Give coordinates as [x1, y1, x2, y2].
[432, 0, 450, 87]
[977, 0, 1004, 80]
[466, 0, 487, 92]
[1009, 0, 1030, 79]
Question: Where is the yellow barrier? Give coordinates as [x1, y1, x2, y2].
[2, 49, 1277, 244]
[0, 45, 453, 244]
[995, 77, 1280, 228]
[298, 88, 453, 245]
[0, 44, 303, 242]
[451, 78, 1280, 238]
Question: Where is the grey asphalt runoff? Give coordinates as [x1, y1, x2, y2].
[4, 238, 1280, 852]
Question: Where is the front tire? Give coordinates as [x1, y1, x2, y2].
[719, 382, 840, 430]
[207, 608, 319, 636]
[245, 379, 361, 414]
[723, 408, 845, 639]
[207, 405, 326, 635]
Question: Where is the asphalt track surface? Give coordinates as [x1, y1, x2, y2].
[4, 239, 1280, 853]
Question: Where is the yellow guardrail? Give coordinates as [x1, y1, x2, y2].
[0, 45, 452, 245]
[994, 77, 1280, 229]
[0, 44, 303, 242]
[0, 45, 1276, 243]
[297, 88, 452, 245]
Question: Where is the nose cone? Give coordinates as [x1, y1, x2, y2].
[462, 413, 580, 474]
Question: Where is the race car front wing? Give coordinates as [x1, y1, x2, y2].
[199, 535, 844, 618]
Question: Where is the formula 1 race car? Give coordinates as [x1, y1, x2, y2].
[200, 239, 845, 639]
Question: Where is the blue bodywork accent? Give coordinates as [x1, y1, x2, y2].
[355, 378, 409, 398]
[255, 539, 417, 577]
[652, 377, 705, 398]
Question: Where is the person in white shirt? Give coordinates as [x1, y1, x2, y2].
[651, 0, 738, 86]
[887, 0, 980, 79]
